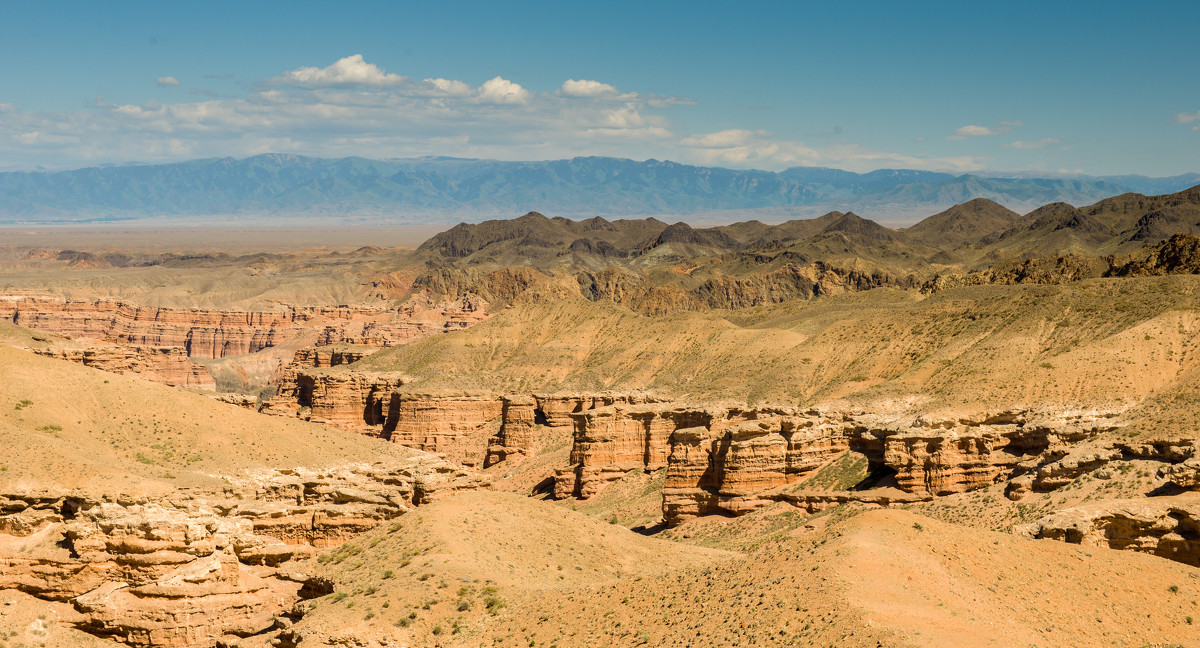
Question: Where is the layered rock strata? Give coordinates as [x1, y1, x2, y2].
[542, 402, 1123, 526]
[555, 402, 705, 499]
[266, 370, 408, 431]
[1022, 496, 1200, 567]
[883, 410, 1116, 496]
[272, 345, 379, 390]
[0, 293, 487, 360]
[484, 393, 656, 467]
[0, 457, 489, 647]
[1160, 458, 1200, 490]
[267, 381, 659, 469]
[386, 394, 505, 467]
[32, 344, 216, 389]
[265, 377, 506, 467]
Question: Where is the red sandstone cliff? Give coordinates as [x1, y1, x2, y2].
[0, 293, 488, 360]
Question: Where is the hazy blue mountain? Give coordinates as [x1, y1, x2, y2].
[0, 154, 1195, 224]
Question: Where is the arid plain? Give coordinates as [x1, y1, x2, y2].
[2, 188, 1200, 648]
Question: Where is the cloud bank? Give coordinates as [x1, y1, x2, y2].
[1, 54, 980, 173]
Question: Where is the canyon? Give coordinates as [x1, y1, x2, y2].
[0, 294, 487, 359]
[259, 363, 1200, 566]
[3, 186, 1200, 647]
[0, 293, 488, 390]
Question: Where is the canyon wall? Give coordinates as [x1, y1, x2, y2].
[484, 393, 657, 467]
[0, 293, 488, 360]
[32, 344, 216, 390]
[385, 394, 504, 467]
[531, 401, 1125, 526]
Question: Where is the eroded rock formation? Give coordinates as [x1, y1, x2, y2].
[32, 344, 216, 389]
[386, 393, 504, 467]
[884, 410, 1116, 496]
[0, 293, 488, 360]
[542, 401, 1125, 526]
[1022, 496, 1200, 567]
[263, 370, 408, 431]
[485, 393, 659, 468]
[0, 456, 489, 647]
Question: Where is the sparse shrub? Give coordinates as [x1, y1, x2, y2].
[383, 570, 395, 579]
[432, 625, 444, 636]
[485, 595, 507, 615]
[14, 399, 32, 410]
[912, 522, 924, 532]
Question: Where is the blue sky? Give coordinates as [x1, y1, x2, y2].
[1, 1, 1197, 175]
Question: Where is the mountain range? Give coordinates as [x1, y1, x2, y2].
[1, 154, 1197, 225]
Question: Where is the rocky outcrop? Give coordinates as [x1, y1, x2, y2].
[1022, 496, 1200, 567]
[586, 404, 1125, 526]
[32, 344, 216, 389]
[884, 411, 1116, 496]
[386, 394, 504, 467]
[278, 370, 407, 431]
[315, 293, 488, 346]
[554, 400, 698, 499]
[662, 411, 861, 524]
[0, 456, 489, 647]
[1159, 458, 1200, 490]
[274, 345, 378, 385]
[72, 550, 293, 648]
[1005, 444, 1123, 500]
[0, 293, 488, 360]
[266, 376, 505, 467]
[486, 393, 660, 468]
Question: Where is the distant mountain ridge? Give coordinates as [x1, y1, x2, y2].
[418, 185, 1200, 266]
[0, 153, 1197, 225]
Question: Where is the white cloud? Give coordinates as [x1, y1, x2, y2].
[422, 78, 472, 96]
[0, 54, 983, 174]
[156, 76, 180, 87]
[561, 79, 619, 97]
[273, 54, 407, 87]
[1178, 111, 1200, 131]
[476, 76, 529, 104]
[1004, 138, 1062, 150]
[949, 121, 1023, 140]
[950, 124, 998, 139]
[680, 129, 766, 148]
[680, 129, 979, 172]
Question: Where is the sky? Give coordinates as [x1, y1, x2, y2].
[1, 1, 1197, 176]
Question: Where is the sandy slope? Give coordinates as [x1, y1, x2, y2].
[0, 327, 423, 497]
[291, 492, 1200, 647]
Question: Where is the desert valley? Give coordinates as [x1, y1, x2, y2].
[4, 5, 1200, 646]
[1, 184, 1199, 647]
